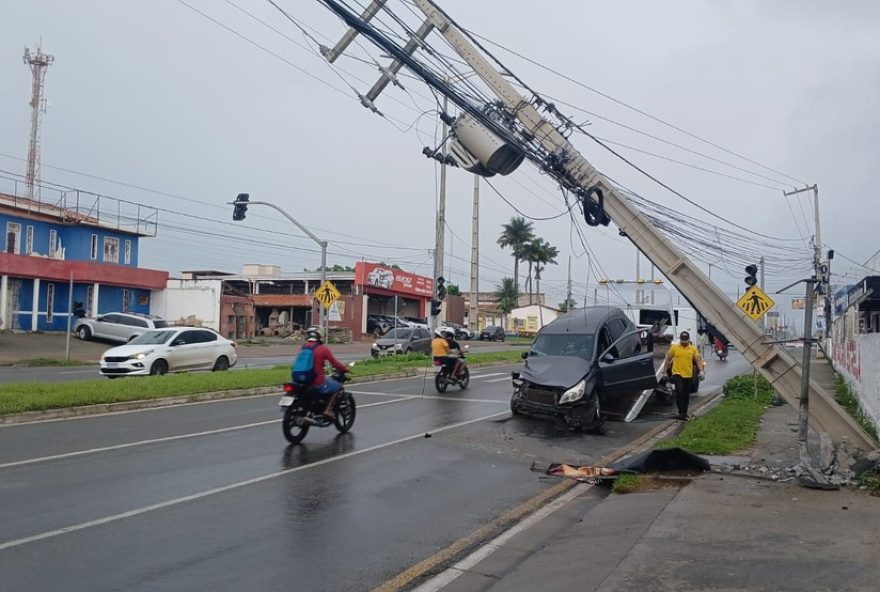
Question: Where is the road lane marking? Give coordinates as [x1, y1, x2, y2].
[0, 410, 509, 551]
[349, 391, 506, 405]
[411, 485, 589, 592]
[0, 398, 414, 470]
[482, 377, 512, 383]
[468, 372, 508, 379]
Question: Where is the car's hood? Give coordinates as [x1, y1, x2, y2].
[521, 355, 593, 389]
[103, 344, 165, 357]
[375, 338, 407, 346]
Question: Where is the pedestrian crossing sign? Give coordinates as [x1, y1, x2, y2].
[736, 285, 775, 321]
[314, 280, 341, 310]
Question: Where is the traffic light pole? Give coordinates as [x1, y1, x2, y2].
[230, 197, 329, 338]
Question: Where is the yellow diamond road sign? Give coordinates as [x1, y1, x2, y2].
[314, 280, 341, 310]
[736, 285, 775, 321]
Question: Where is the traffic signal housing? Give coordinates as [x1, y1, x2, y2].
[744, 264, 758, 287]
[431, 299, 442, 317]
[436, 276, 446, 301]
[233, 193, 250, 221]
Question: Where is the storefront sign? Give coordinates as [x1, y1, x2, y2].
[355, 262, 433, 297]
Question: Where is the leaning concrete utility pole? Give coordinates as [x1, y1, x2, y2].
[402, 0, 873, 450]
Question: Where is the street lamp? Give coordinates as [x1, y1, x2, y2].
[229, 194, 329, 337]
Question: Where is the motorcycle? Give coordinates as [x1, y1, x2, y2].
[715, 345, 729, 361]
[279, 365, 356, 444]
[434, 349, 470, 393]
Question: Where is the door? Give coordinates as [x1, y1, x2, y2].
[166, 330, 203, 371]
[598, 323, 658, 397]
[191, 329, 220, 368]
[412, 328, 432, 353]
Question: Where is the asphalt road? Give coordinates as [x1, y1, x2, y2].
[0, 354, 749, 592]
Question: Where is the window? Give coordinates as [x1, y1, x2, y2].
[193, 330, 218, 343]
[103, 237, 119, 263]
[46, 283, 55, 323]
[174, 330, 198, 345]
[49, 229, 57, 257]
[90, 234, 98, 260]
[124, 240, 132, 264]
[122, 289, 130, 312]
[86, 285, 94, 317]
[26, 226, 34, 254]
[5, 222, 21, 254]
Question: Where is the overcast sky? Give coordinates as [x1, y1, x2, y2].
[2, 0, 878, 315]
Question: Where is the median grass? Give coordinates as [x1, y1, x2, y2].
[0, 350, 523, 416]
[659, 373, 774, 455]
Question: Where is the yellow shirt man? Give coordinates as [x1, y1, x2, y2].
[664, 331, 705, 420]
[666, 342, 700, 378]
[431, 336, 450, 358]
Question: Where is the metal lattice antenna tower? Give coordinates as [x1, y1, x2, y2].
[23, 44, 54, 201]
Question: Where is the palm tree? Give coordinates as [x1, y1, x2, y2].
[519, 240, 541, 304]
[497, 217, 534, 293]
[531, 239, 559, 305]
[494, 277, 519, 329]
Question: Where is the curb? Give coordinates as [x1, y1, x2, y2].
[0, 360, 520, 426]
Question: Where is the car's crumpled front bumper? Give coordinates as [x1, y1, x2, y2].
[510, 379, 601, 429]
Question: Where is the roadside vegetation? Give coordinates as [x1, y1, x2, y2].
[12, 358, 91, 367]
[659, 373, 774, 455]
[0, 350, 523, 415]
[833, 374, 879, 442]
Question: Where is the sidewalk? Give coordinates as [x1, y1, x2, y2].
[429, 402, 880, 591]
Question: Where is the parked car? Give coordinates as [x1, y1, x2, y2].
[371, 327, 432, 357]
[510, 307, 658, 431]
[74, 312, 169, 343]
[439, 323, 472, 340]
[479, 326, 505, 342]
[99, 327, 237, 378]
[367, 314, 392, 336]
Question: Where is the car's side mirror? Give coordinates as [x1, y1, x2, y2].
[601, 352, 616, 363]
[521, 351, 529, 360]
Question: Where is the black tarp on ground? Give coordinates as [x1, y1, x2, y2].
[610, 447, 710, 474]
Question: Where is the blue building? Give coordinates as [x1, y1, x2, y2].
[1, 177, 168, 332]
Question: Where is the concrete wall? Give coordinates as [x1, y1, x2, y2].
[153, 279, 222, 330]
[834, 333, 880, 431]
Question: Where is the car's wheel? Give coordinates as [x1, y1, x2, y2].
[405, 347, 412, 354]
[334, 392, 357, 433]
[77, 326, 91, 340]
[149, 359, 168, 376]
[212, 356, 230, 372]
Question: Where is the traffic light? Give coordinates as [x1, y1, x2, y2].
[744, 264, 758, 287]
[232, 193, 250, 221]
[436, 276, 446, 301]
[431, 299, 442, 317]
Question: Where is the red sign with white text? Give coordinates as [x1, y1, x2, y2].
[355, 262, 433, 298]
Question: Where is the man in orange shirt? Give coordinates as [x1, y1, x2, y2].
[664, 331, 706, 420]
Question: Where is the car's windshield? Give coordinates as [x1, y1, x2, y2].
[531, 333, 595, 359]
[153, 320, 169, 328]
[129, 330, 176, 345]
[384, 328, 413, 340]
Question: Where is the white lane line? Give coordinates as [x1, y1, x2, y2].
[0, 398, 414, 470]
[469, 372, 508, 379]
[411, 484, 590, 592]
[0, 410, 509, 551]
[483, 376, 512, 383]
[349, 391, 506, 405]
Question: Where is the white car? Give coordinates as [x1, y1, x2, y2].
[100, 327, 237, 378]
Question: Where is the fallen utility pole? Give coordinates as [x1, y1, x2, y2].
[316, 0, 876, 451]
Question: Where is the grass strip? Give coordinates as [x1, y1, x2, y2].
[0, 350, 523, 415]
[13, 358, 92, 367]
[659, 373, 774, 455]
[833, 373, 879, 442]
[612, 474, 647, 494]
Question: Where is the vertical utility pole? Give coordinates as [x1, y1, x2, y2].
[23, 45, 54, 201]
[650, 264, 656, 305]
[798, 279, 817, 468]
[566, 255, 572, 309]
[635, 251, 642, 305]
[469, 174, 480, 333]
[759, 256, 766, 331]
[433, 92, 449, 329]
[784, 185, 823, 336]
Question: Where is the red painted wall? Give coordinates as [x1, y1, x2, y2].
[0, 252, 167, 290]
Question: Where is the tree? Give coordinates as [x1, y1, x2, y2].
[446, 283, 461, 296]
[497, 217, 534, 293]
[558, 297, 577, 312]
[494, 278, 519, 328]
[519, 240, 541, 304]
[531, 239, 559, 305]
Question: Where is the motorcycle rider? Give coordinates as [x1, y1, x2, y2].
[431, 329, 463, 380]
[299, 326, 349, 420]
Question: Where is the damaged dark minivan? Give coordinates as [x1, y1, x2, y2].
[511, 306, 658, 431]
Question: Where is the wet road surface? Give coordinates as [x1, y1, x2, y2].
[0, 354, 749, 591]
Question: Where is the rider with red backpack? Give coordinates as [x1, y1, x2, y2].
[292, 326, 349, 420]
